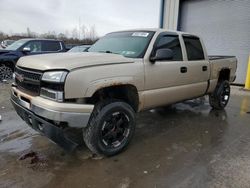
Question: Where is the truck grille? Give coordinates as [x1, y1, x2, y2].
[15, 67, 43, 95]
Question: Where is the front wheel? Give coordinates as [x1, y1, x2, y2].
[83, 100, 136, 156]
[209, 80, 230, 110]
[0, 65, 13, 81]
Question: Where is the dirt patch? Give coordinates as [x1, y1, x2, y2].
[18, 150, 49, 170]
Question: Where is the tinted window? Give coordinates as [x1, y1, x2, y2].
[42, 41, 61, 51]
[23, 41, 42, 52]
[154, 35, 183, 61]
[183, 36, 204, 60]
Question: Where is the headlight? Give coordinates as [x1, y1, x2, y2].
[40, 71, 68, 102]
[42, 71, 68, 83]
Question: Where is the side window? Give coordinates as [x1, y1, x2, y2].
[183, 36, 205, 60]
[23, 41, 42, 52]
[154, 35, 183, 61]
[42, 41, 61, 52]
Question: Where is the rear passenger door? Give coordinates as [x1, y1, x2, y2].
[182, 35, 210, 95]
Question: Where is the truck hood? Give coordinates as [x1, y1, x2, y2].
[0, 49, 13, 55]
[17, 52, 133, 71]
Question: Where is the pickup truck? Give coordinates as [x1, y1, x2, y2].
[11, 29, 237, 156]
[0, 38, 67, 81]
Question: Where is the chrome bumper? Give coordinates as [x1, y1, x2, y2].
[11, 86, 94, 128]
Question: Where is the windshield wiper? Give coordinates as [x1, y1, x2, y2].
[98, 50, 120, 55]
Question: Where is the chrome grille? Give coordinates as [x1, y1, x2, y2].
[15, 67, 42, 95]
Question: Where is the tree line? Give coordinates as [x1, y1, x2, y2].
[0, 25, 99, 45]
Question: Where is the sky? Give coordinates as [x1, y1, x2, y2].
[0, 0, 161, 37]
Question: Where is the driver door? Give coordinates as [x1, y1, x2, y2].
[143, 33, 192, 109]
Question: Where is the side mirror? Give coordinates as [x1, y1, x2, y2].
[150, 48, 174, 62]
[22, 47, 31, 53]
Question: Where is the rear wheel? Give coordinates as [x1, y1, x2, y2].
[0, 65, 13, 81]
[83, 100, 136, 156]
[209, 80, 230, 110]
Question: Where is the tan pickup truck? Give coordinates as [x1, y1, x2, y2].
[11, 29, 237, 156]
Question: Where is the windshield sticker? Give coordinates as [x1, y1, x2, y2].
[132, 32, 149, 37]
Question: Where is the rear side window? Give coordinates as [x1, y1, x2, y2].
[183, 36, 204, 60]
[42, 41, 61, 51]
[154, 35, 183, 61]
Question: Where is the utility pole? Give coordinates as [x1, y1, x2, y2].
[159, 0, 165, 28]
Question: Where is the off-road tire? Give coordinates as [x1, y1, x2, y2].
[83, 100, 136, 156]
[209, 80, 230, 110]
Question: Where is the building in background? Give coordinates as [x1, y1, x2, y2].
[160, 0, 250, 84]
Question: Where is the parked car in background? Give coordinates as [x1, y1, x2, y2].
[1, 40, 15, 49]
[65, 44, 78, 51]
[0, 38, 67, 80]
[67, 45, 91, 52]
[11, 29, 237, 156]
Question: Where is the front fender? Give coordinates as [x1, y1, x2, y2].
[64, 60, 144, 99]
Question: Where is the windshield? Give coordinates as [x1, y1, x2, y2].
[6, 40, 14, 45]
[88, 31, 154, 58]
[6, 39, 28, 50]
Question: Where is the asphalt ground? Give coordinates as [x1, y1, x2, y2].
[0, 82, 250, 188]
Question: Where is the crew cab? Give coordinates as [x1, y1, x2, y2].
[0, 39, 67, 80]
[11, 29, 237, 156]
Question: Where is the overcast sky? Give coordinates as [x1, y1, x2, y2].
[0, 0, 160, 37]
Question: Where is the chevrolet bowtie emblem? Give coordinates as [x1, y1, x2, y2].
[16, 73, 24, 82]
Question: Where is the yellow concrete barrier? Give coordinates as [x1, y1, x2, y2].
[244, 56, 250, 90]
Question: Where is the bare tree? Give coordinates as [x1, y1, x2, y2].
[26, 27, 37, 38]
[81, 25, 87, 40]
[71, 27, 78, 39]
[26, 27, 31, 37]
[89, 25, 97, 40]
[58, 33, 66, 40]
[0, 27, 98, 45]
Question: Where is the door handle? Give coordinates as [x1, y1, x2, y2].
[180, 67, 187, 73]
[202, 66, 208, 71]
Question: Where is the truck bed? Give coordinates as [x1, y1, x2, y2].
[208, 55, 237, 82]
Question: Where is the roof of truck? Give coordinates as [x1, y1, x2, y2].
[109, 28, 196, 36]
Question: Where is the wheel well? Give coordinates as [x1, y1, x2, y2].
[88, 85, 139, 112]
[218, 69, 230, 81]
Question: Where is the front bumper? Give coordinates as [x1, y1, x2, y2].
[11, 86, 94, 151]
[11, 86, 94, 128]
[11, 98, 78, 151]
